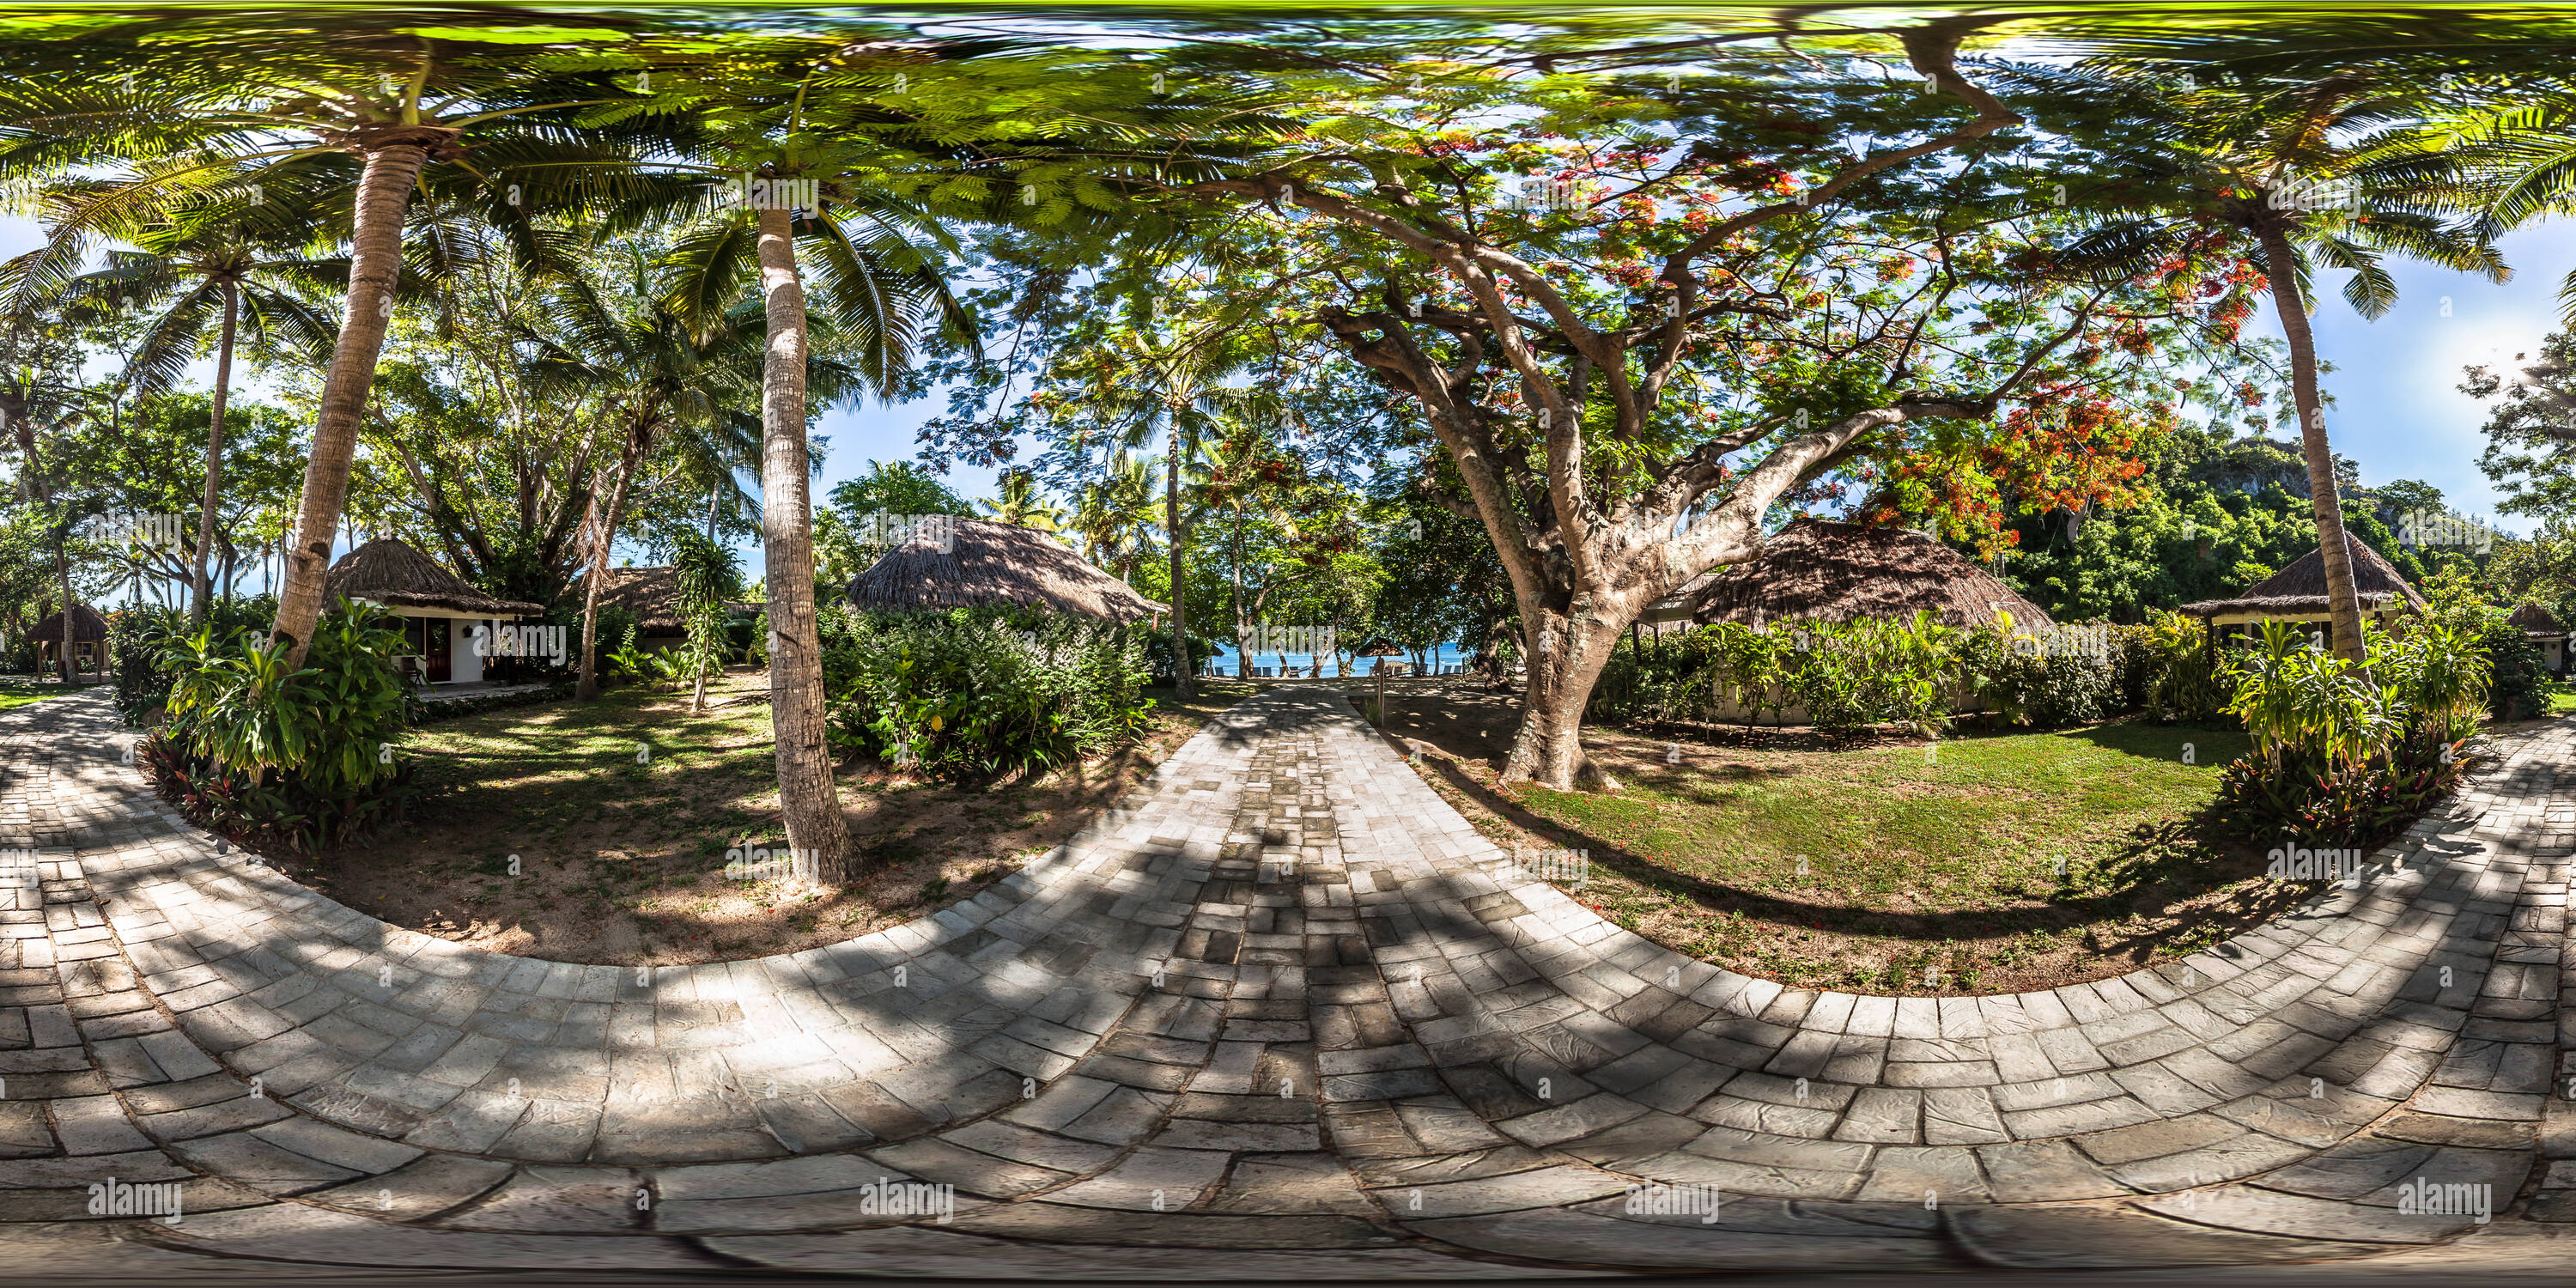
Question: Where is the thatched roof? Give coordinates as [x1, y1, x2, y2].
[845, 517, 1165, 623]
[2179, 537, 2427, 619]
[325, 538, 542, 618]
[566, 565, 762, 634]
[573, 565, 684, 633]
[1348, 635, 1406, 657]
[30, 605, 106, 643]
[1687, 519, 2057, 630]
[2510, 602, 2567, 634]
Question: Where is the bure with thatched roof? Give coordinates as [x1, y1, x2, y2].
[565, 564, 764, 647]
[30, 604, 108, 644]
[30, 604, 109, 678]
[1684, 519, 2056, 631]
[328, 538, 543, 620]
[2178, 536, 2427, 626]
[325, 538, 541, 685]
[2510, 602, 2570, 676]
[845, 517, 1165, 623]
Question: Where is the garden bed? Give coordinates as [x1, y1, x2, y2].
[256, 670, 1251, 965]
[1376, 683, 2311, 995]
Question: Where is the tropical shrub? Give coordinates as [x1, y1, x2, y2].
[107, 596, 280, 727]
[109, 606, 188, 726]
[1591, 611, 2128, 735]
[1783, 612, 1961, 736]
[2418, 568, 2549, 719]
[823, 605, 1155, 781]
[141, 598, 416, 852]
[2120, 611, 2232, 724]
[671, 532, 743, 709]
[2215, 618, 2486, 848]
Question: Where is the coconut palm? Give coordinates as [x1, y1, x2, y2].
[978, 469, 1070, 532]
[1069, 450, 1163, 582]
[0, 15, 713, 663]
[1079, 328, 1268, 699]
[647, 41, 994, 887]
[2019, 62, 2505, 661]
[35, 199, 340, 623]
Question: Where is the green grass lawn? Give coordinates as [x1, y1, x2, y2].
[2543, 680, 2576, 717]
[1400, 705, 2283, 994]
[0, 676, 89, 713]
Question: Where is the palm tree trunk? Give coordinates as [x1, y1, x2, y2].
[190, 281, 240, 624]
[54, 538, 74, 684]
[1230, 500, 1247, 680]
[2255, 221, 2367, 664]
[271, 142, 430, 664]
[1167, 430, 1190, 696]
[576, 451, 639, 702]
[754, 203, 856, 886]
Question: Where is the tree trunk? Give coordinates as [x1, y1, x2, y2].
[1230, 501, 1247, 680]
[2255, 221, 2368, 663]
[576, 452, 639, 702]
[55, 540, 74, 685]
[1167, 434, 1190, 696]
[753, 204, 856, 886]
[191, 281, 240, 624]
[272, 143, 430, 664]
[1498, 605, 1624, 791]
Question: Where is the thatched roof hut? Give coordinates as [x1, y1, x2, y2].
[845, 517, 1165, 623]
[2509, 602, 2566, 635]
[565, 564, 763, 635]
[1686, 519, 2056, 630]
[30, 604, 107, 643]
[571, 565, 686, 633]
[325, 538, 542, 618]
[2178, 537, 2427, 623]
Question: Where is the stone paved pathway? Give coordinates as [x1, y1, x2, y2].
[4, 685, 2574, 1278]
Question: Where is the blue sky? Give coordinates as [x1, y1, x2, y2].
[8, 206, 2565, 600]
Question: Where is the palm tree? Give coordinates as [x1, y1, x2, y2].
[978, 469, 1070, 532]
[1082, 329, 1267, 699]
[1069, 450, 1163, 582]
[39, 200, 339, 623]
[0, 16, 708, 663]
[1203, 416, 1302, 680]
[531, 248, 761, 701]
[2027, 64, 2504, 661]
[653, 46, 989, 888]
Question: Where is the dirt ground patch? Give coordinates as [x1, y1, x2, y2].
[267, 671, 1255, 966]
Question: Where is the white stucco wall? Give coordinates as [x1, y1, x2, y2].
[450, 618, 484, 683]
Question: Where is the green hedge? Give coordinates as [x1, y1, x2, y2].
[1590, 611, 2127, 736]
[821, 605, 1156, 782]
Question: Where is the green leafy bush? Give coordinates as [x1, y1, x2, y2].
[1593, 611, 2126, 735]
[110, 607, 187, 726]
[2415, 568, 2549, 719]
[2119, 611, 2233, 724]
[823, 605, 1155, 781]
[2215, 619, 2485, 848]
[141, 598, 416, 852]
[107, 596, 280, 727]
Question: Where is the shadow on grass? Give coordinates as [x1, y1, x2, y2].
[1399, 726, 2298, 956]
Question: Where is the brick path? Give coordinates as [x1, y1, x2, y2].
[4, 685, 2573, 1278]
